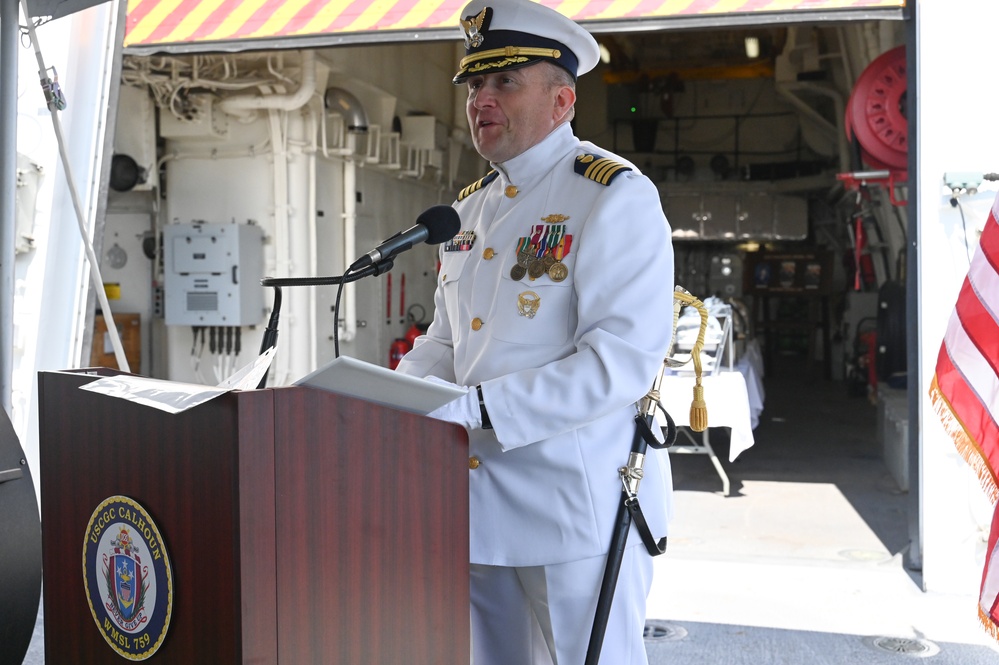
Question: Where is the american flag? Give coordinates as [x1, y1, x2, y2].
[929, 189, 999, 639]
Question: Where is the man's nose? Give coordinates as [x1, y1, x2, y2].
[472, 86, 496, 108]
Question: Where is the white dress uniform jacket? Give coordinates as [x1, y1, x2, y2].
[396, 123, 675, 567]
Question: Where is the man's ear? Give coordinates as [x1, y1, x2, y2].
[553, 85, 576, 123]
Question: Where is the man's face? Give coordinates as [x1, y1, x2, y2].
[465, 64, 574, 163]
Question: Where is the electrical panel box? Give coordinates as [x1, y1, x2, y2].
[163, 222, 265, 326]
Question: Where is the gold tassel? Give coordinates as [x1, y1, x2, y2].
[672, 288, 710, 433]
[689, 379, 708, 432]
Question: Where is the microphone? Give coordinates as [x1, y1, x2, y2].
[349, 205, 460, 271]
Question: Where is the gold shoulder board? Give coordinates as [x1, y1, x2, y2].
[457, 170, 499, 201]
[574, 154, 632, 186]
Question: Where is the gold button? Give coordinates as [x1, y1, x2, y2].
[471, 317, 483, 331]
[483, 247, 495, 260]
[505, 185, 519, 198]
[441, 274, 447, 282]
[469, 456, 480, 470]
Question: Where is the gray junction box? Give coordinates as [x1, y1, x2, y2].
[163, 221, 265, 326]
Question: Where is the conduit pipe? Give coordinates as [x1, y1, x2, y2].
[318, 96, 360, 344]
[341, 153, 358, 344]
[267, 107, 292, 385]
[305, 102, 319, 370]
[284, 109, 313, 382]
[219, 50, 316, 117]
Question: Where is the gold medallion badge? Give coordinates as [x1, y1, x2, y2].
[517, 291, 541, 319]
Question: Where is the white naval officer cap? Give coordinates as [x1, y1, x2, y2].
[452, 0, 600, 84]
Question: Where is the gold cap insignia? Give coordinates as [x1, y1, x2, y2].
[460, 7, 491, 49]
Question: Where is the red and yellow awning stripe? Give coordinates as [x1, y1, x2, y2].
[124, 0, 906, 48]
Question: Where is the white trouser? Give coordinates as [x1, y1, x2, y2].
[470, 545, 653, 665]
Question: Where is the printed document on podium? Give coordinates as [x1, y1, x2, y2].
[294, 355, 465, 415]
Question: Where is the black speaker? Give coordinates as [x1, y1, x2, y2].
[0, 409, 41, 665]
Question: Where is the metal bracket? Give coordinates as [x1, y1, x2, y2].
[618, 451, 646, 496]
[837, 170, 908, 207]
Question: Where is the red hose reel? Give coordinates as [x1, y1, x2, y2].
[846, 45, 907, 171]
[840, 45, 908, 204]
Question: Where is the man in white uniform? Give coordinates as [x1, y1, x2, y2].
[395, 1, 675, 662]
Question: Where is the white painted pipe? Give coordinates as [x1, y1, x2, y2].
[219, 50, 316, 116]
[267, 108, 291, 385]
[341, 156, 357, 343]
[306, 103, 319, 371]
[286, 109, 312, 381]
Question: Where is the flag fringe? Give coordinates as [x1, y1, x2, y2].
[979, 605, 999, 644]
[929, 375, 999, 504]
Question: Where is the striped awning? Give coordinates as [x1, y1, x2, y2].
[124, 0, 906, 51]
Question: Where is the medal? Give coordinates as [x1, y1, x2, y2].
[527, 225, 551, 280]
[540, 225, 564, 274]
[510, 237, 531, 279]
[548, 233, 572, 282]
[509, 224, 573, 283]
[548, 262, 568, 282]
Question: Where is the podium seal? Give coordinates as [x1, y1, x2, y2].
[83, 495, 173, 660]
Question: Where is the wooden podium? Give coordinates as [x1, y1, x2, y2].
[38, 369, 469, 664]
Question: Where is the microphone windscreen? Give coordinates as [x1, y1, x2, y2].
[418, 205, 461, 245]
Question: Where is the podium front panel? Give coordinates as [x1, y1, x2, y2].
[38, 371, 469, 664]
[273, 387, 470, 665]
[38, 371, 276, 664]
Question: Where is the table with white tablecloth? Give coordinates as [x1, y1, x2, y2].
[655, 369, 760, 495]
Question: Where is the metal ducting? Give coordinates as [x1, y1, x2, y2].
[323, 87, 369, 133]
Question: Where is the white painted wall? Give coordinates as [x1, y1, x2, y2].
[130, 41, 483, 387]
[917, 0, 999, 594]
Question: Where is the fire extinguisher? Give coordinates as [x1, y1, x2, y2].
[405, 318, 427, 346]
[404, 304, 428, 347]
[389, 338, 409, 370]
[390, 304, 428, 369]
